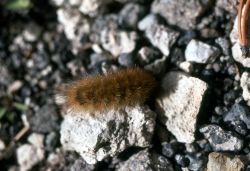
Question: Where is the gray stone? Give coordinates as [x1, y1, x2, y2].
[23, 23, 42, 42]
[144, 55, 167, 75]
[0, 139, 5, 151]
[27, 133, 44, 148]
[223, 104, 250, 129]
[207, 152, 246, 171]
[185, 39, 220, 64]
[17, 144, 44, 171]
[146, 24, 179, 56]
[100, 29, 138, 57]
[139, 17, 179, 56]
[151, 0, 212, 29]
[156, 71, 208, 143]
[57, 7, 90, 54]
[215, 37, 230, 56]
[60, 105, 156, 164]
[119, 3, 145, 29]
[216, 0, 238, 13]
[117, 149, 174, 171]
[118, 53, 135, 67]
[31, 104, 60, 133]
[240, 72, 250, 104]
[137, 46, 161, 66]
[89, 53, 114, 68]
[79, 0, 111, 17]
[232, 43, 250, 68]
[199, 125, 243, 151]
[138, 14, 159, 31]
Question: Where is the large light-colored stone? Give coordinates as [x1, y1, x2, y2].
[185, 39, 220, 64]
[60, 105, 156, 164]
[207, 152, 246, 171]
[156, 71, 208, 143]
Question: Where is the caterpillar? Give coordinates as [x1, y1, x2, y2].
[55, 68, 157, 114]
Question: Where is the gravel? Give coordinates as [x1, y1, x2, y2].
[185, 39, 221, 64]
[1, 0, 249, 170]
[117, 149, 174, 171]
[30, 103, 60, 133]
[200, 124, 244, 151]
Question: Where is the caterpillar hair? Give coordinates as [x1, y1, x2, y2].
[55, 68, 157, 114]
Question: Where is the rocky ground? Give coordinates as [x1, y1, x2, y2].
[0, 0, 250, 171]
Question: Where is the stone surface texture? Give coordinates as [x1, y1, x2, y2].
[60, 105, 156, 164]
[156, 71, 208, 143]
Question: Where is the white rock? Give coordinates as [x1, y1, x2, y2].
[240, 72, 250, 104]
[232, 43, 250, 68]
[57, 7, 90, 54]
[156, 71, 208, 143]
[0, 139, 5, 151]
[60, 105, 156, 164]
[229, 17, 240, 44]
[79, 0, 110, 17]
[23, 23, 42, 42]
[144, 24, 179, 56]
[138, 14, 159, 31]
[17, 144, 44, 171]
[28, 133, 44, 148]
[185, 39, 220, 63]
[138, 14, 178, 56]
[100, 29, 137, 57]
[178, 61, 193, 73]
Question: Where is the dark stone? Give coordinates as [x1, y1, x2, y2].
[230, 120, 248, 136]
[117, 149, 174, 171]
[175, 154, 190, 167]
[31, 103, 60, 133]
[118, 53, 135, 67]
[45, 132, 59, 151]
[223, 90, 237, 105]
[119, 3, 145, 29]
[223, 104, 250, 129]
[186, 154, 206, 171]
[162, 143, 175, 158]
[199, 124, 243, 151]
[136, 47, 161, 66]
[215, 37, 231, 56]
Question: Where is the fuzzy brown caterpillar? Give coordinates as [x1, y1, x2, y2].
[56, 68, 157, 114]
